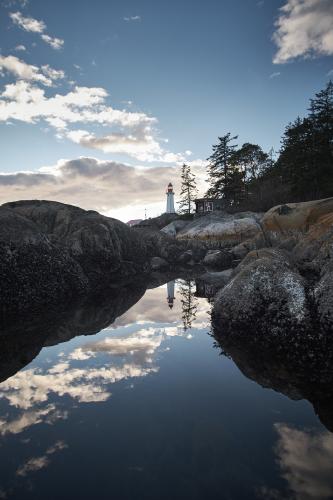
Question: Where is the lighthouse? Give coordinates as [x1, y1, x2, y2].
[166, 182, 175, 213]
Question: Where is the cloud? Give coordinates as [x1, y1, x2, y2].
[9, 11, 64, 50]
[14, 44, 26, 51]
[0, 358, 157, 410]
[327, 69, 333, 77]
[65, 127, 185, 163]
[275, 423, 333, 499]
[0, 157, 207, 216]
[113, 284, 210, 329]
[273, 0, 333, 63]
[16, 441, 67, 476]
[0, 75, 186, 161]
[269, 71, 281, 79]
[0, 55, 54, 86]
[40, 34, 64, 50]
[0, 79, 152, 128]
[0, 405, 66, 435]
[9, 11, 45, 33]
[123, 15, 141, 22]
[40, 64, 65, 81]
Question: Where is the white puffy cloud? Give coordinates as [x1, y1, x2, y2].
[275, 423, 333, 499]
[0, 157, 208, 217]
[40, 64, 65, 81]
[0, 55, 53, 86]
[10, 11, 45, 33]
[14, 44, 26, 51]
[9, 11, 64, 50]
[40, 34, 64, 50]
[0, 77, 187, 161]
[273, 0, 333, 63]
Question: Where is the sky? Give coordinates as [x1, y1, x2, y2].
[0, 0, 332, 221]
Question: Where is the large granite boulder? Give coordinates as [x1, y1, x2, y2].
[212, 248, 309, 337]
[176, 212, 262, 248]
[262, 197, 333, 244]
[3, 200, 148, 280]
[203, 249, 233, 269]
[0, 200, 150, 316]
[160, 220, 189, 237]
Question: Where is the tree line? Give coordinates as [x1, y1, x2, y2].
[179, 80, 333, 213]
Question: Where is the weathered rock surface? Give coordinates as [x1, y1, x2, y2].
[210, 197, 333, 335]
[195, 270, 232, 299]
[150, 256, 169, 271]
[203, 249, 233, 269]
[176, 212, 262, 248]
[0, 200, 150, 316]
[213, 248, 309, 337]
[262, 197, 333, 243]
[160, 220, 188, 237]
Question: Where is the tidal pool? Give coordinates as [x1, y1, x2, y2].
[0, 279, 331, 500]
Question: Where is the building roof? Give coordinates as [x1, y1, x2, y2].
[194, 197, 223, 202]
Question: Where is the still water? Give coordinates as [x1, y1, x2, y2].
[0, 279, 332, 500]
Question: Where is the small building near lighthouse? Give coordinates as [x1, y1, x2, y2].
[166, 182, 175, 213]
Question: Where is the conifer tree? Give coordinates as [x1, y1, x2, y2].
[178, 163, 197, 214]
[232, 143, 269, 182]
[205, 133, 238, 203]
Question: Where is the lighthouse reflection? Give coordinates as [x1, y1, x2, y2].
[166, 280, 175, 309]
[165, 279, 199, 332]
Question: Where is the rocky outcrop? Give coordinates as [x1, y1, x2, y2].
[203, 249, 233, 269]
[0, 200, 150, 316]
[160, 220, 188, 237]
[262, 197, 333, 243]
[150, 256, 169, 271]
[176, 212, 262, 248]
[213, 248, 310, 337]
[210, 197, 333, 336]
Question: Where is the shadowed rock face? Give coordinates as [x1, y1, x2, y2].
[213, 322, 333, 432]
[0, 280, 147, 384]
[212, 248, 311, 337]
[0, 200, 150, 317]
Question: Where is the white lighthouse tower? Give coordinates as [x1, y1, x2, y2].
[166, 182, 175, 213]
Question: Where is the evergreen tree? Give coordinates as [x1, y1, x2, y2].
[232, 143, 269, 182]
[178, 163, 198, 214]
[309, 80, 333, 197]
[205, 133, 238, 203]
[276, 81, 333, 200]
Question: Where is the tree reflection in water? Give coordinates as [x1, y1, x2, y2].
[178, 279, 198, 333]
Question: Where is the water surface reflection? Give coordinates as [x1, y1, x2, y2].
[0, 277, 332, 499]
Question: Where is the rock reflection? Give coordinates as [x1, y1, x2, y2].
[275, 424, 333, 499]
[0, 280, 147, 384]
[0, 277, 210, 442]
[213, 321, 333, 432]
